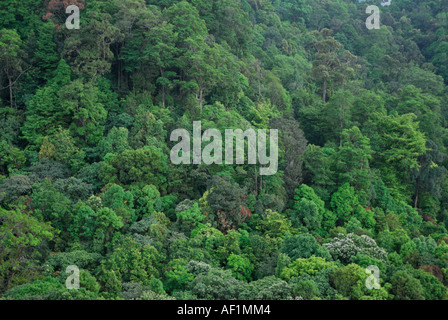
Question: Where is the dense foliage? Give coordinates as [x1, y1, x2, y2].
[1, 0, 448, 300]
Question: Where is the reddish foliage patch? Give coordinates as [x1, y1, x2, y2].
[240, 205, 252, 218]
[423, 214, 435, 223]
[42, 0, 85, 21]
[419, 265, 445, 283]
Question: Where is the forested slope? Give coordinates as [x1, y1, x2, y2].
[1, 0, 448, 300]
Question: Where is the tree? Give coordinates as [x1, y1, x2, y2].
[187, 267, 244, 300]
[102, 184, 136, 225]
[131, 184, 161, 218]
[59, 79, 108, 146]
[330, 183, 375, 229]
[0, 175, 33, 207]
[303, 144, 336, 201]
[292, 279, 321, 299]
[208, 0, 253, 56]
[375, 113, 427, 173]
[324, 233, 387, 264]
[164, 259, 194, 292]
[98, 127, 131, 158]
[390, 270, 425, 300]
[176, 201, 205, 230]
[29, 22, 59, 83]
[428, 41, 448, 82]
[179, 36, 224, 111]
[69, 203, 98, 243]
[310, 28, 356, 102]
[270, 117, 307, 198]
[62, 11, 123, 80]
[331, 263, 391, 300]
[240, 275, 293, 300]
[100, 146, 169, 191]
[30, 178, 72, 232]
[164, 1, 207, 46]
[281, 256, 336, 280]
[95, 207, 124, 245]
[129, 105, 167, 149]
[22, 59, 72, 147]
[322, 90, 355, 145]
[227, 254, 254, 281]
[333, 127, 374, 204]
[0, 140, 26, 175]
[291, 185, 325, 233]
[273, 0, 312, 24]
[206, 176, 249, 231]
[3, 277, 64, 300]
[100, 236, 163, 286]
[373, 112, 428, 200]
[144, 21, 178, 108]
[280, 233, 331, 261]
[0, 29, 26, 108]
[38, 127, 86, 172]
[0, 208, 54, 293]
[260, 210, 293, 239]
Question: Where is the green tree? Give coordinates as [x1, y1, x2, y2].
[330, 183, 375, 229]
[331, 263, 391, 300]
[390, 270, 425, 300]
[176, 201, 205, 229]
[227, 254, 254, 282]
[0, 208, 54, 293]
[310, 28, 356, 102]
[280, 233, 331, 261]
[291, 184, 325, 233]
[38, 127, 86, 172]
[100, 146, 169, 191]
[22, 59, 72, 147]
[98, 127, 131, 158]
[100, 236, 163, 286]
[281, 256, 336, 280]
[62, 11, 123, 80]
[333, 127, 374, 204]
[270, 117, 307, 198]
[59, 79, 108, 146]
[0, 29, 26, 108]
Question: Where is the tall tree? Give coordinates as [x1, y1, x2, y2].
[0, 29, 27, 108]
[270, 117, 307, 198]
[310, 28, 356, 103]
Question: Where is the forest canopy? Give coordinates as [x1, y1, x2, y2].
[1, 0, 448, 300]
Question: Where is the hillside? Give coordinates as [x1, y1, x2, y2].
[1, 0, 448, 300]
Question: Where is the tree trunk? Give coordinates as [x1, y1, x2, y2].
[5, 64, 13, 108]
[257, 63, 262, 97]
[198, 87, 203, 112]
[160, 67, 165, 108]
[9, 78, 13, 108]
[322, 77, 327, 103]
[414, 178, 420, 209]
[254, 164, 258, 195]
[199, 89, 202, 112]
[339, 118, 343, 147]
